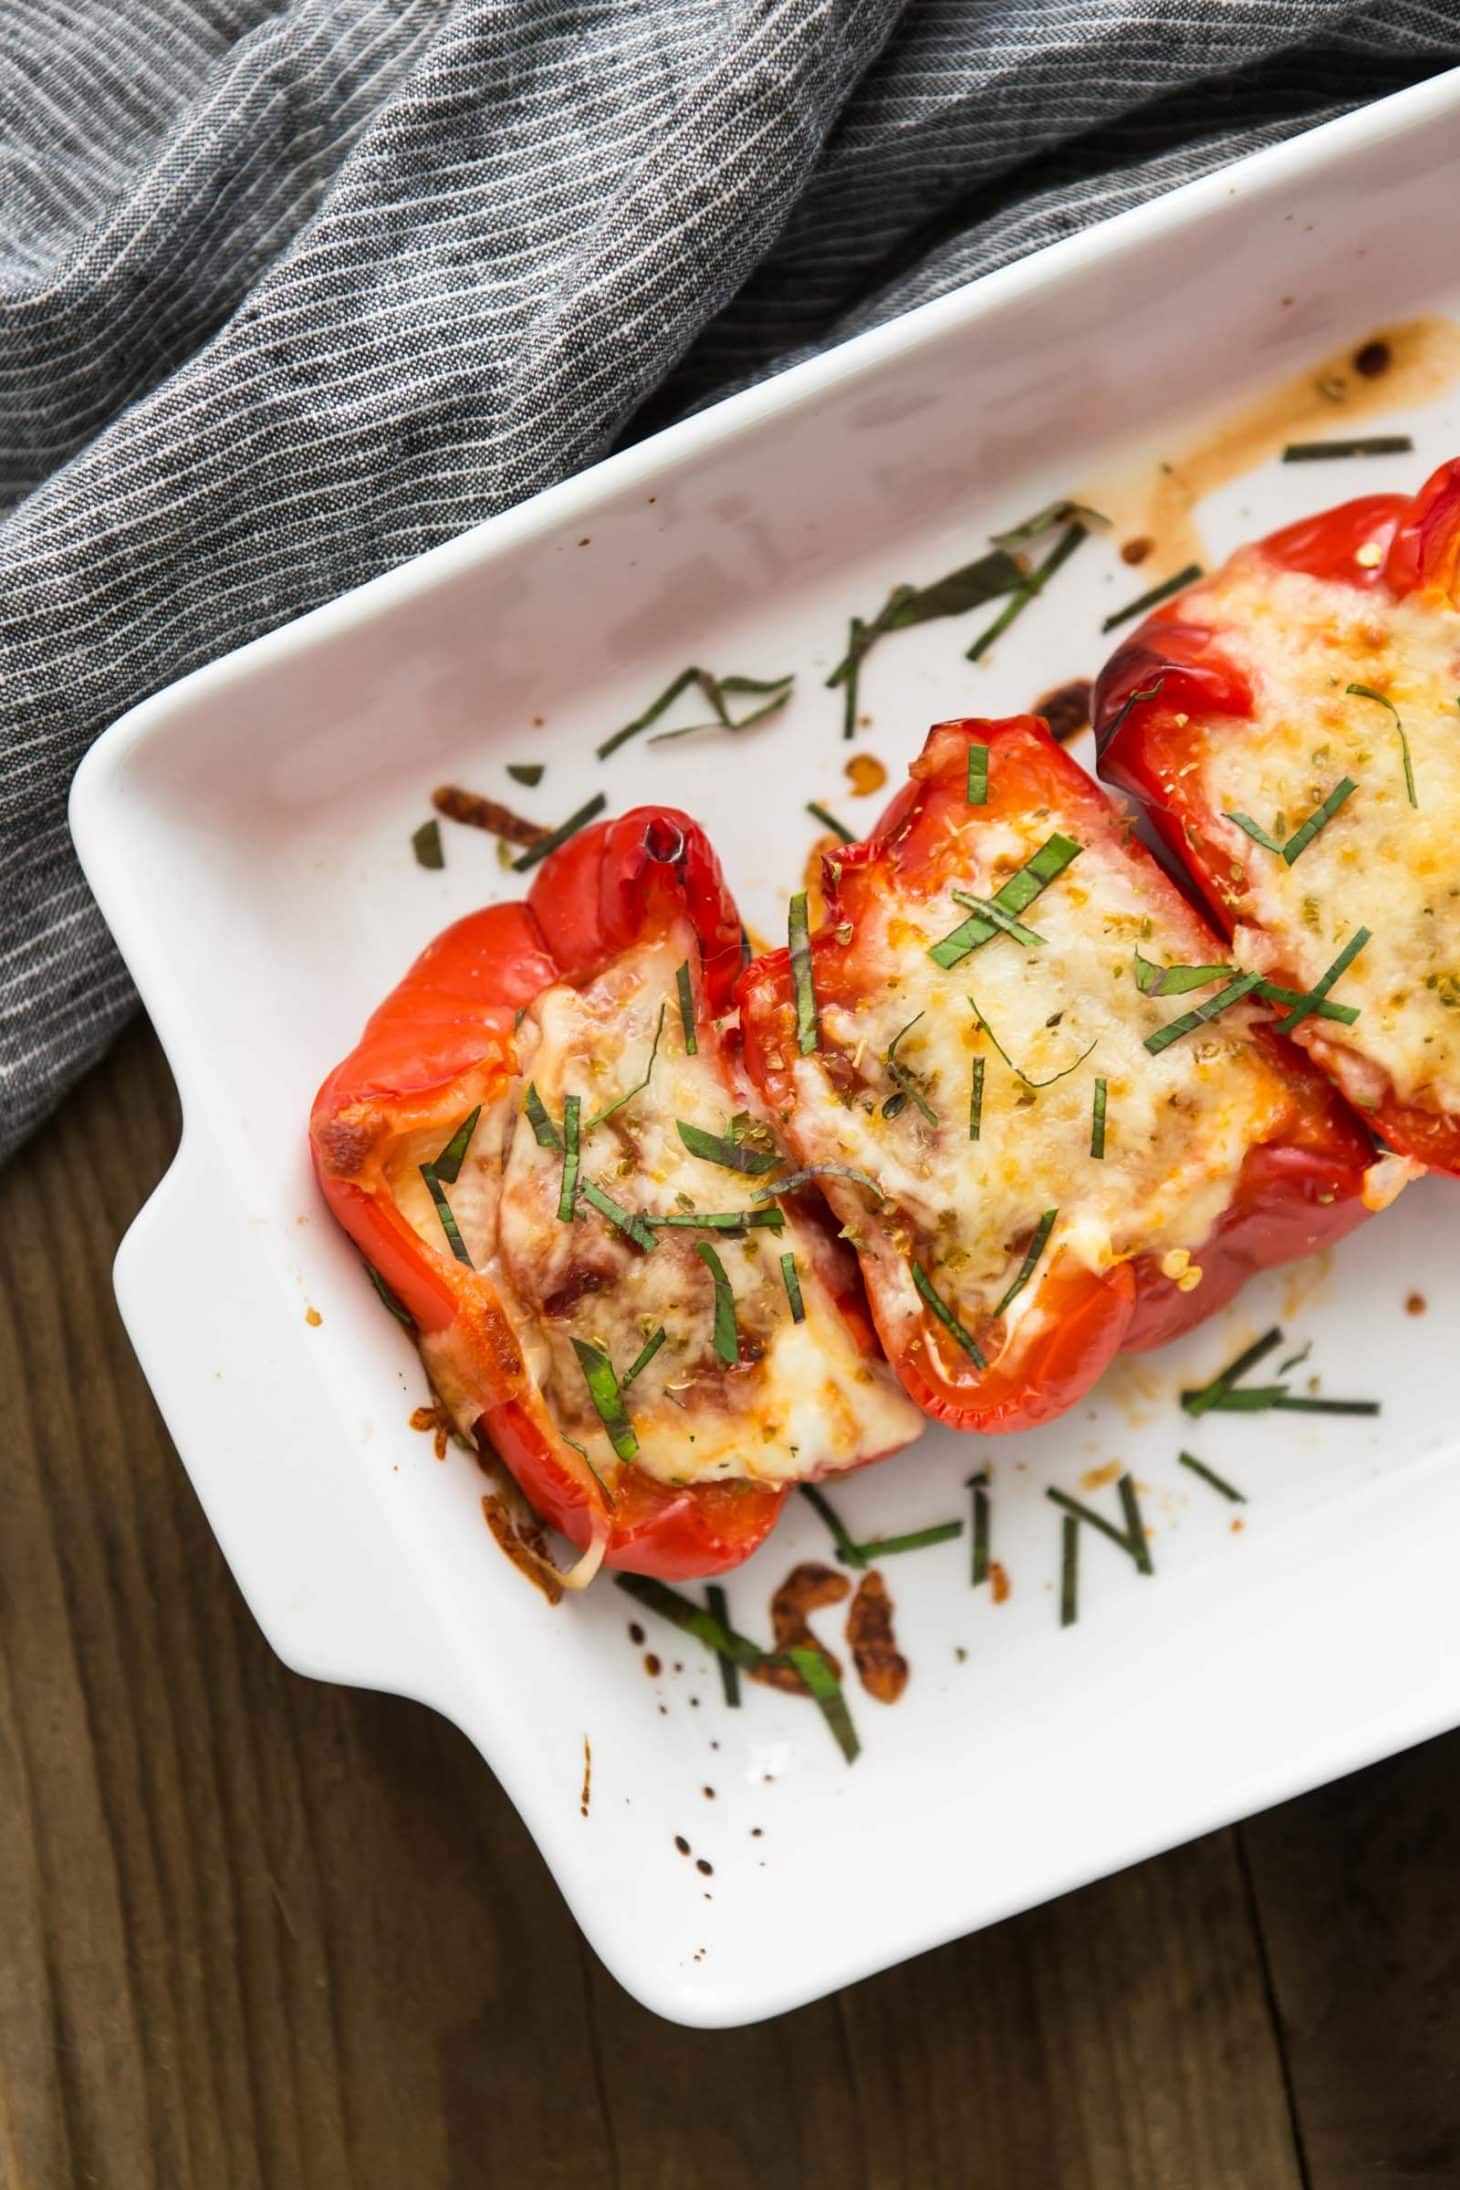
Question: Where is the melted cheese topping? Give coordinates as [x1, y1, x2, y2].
[784, 816, 1293, 1347]
[1191, 555, 1460, 1113]
[397, 928, 919, 1488]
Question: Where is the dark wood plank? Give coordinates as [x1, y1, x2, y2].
[0, 1021, 616, 2190]
[1242, 1735, 1460, 2190]
[0, 1017, 1310, 2189]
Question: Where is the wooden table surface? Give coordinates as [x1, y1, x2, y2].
[4, 1018, 1458, 2190]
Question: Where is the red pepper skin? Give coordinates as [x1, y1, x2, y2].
[1093, 458, 1460, 1174]
[310, 808, 783, 1580]
[737, 716, 1374, 1425]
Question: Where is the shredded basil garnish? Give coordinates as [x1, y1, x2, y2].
[1144, 971, 1264, 1055]
[1182, 1326, 1283, 1417]
[850, 1521, 964, 1560]
[969, 1056, 985, 1142]
[697, 1240, 739, 1366]
[967, 522, 1087, 662]
[780, 1250, 806, 1323]
[969, 1470, 991, 1587]
[1090, 1076, 1108, 1159]
[807, 801, 855, 843]
[512, 793, 606, 873]
[506, 762, 544, 786]
[1178, 1450, 1246, 1502]
[967, 742, 989, 804]
[675, 961, 697, 1056]
[1097, 675, 1166, 754]
[364, 1260, 415, 1328]
[649, 671, 795, 745]
[646, 1208, 785, 1233]
[1282, 435, 1414, 461]
[571, 1337, 638, 1463]
[1281, 777, 1358, 863]
[614, 1572, 766, 1668]
[884, 1013, 937, 1124]
[556, 1094, 581, 1221]
[420, 1165, 472, 1265]
[1272, 927, 1370, 1037]
[1133, 951, 1234, 997]
[800, 1483, 867, 1569]
[676, 1119, 781, 1175]
[1059, 1513, 1079, 1627]
[911, 1261, 987, 1370]
[587, 1002, 665, 1128]
[412, 818, 444, 869]
[1101, 563, 1202, 634]
[752, 1163, 884, 1205]
[524, 1082, 562, 1150]
[789, 891, 819, 1054]
[994, 1209, 1057, 1318]
[929, 832, 1080, 969]
[1347, 684, 1417, 807]
[969, 991, 1097, 1087]
[1225, 810, 1285, 853]
[704, 1583, 740, 1706]
[989, 498, 1108, 548]
[949, 891, 1046, 949]
[578, 1178, 656, 1252]
[1047, 1474, 1153, 1576]
[621, 1326, 667, 1387]
[787, 1645, 860, 1764]
[431, 1105, 481, 1185]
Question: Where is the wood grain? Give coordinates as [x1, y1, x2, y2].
[0, 1015, 1445, 2188]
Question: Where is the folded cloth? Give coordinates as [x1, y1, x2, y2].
[1, 0, 1454, 1162]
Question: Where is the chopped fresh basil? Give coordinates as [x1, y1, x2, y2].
[571, 1337, 638, 1463]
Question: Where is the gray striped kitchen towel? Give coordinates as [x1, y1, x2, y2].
[3, 0, 1457, 1161]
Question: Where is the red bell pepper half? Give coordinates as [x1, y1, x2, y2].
[737, 716, 1378, 1435]
[311, 807, 920, 1585]
[1094, 456, 1460, 1176]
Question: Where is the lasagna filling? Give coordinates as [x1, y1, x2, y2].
[392, 925, 920, 1488]
[1190, 555, 1460, 1115]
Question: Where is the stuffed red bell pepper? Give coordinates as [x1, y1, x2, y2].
[1094, 455, 1460, 1177]
[737, 716, 1382, 1435]
[310, 806, 922, 1586]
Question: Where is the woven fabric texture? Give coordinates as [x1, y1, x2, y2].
[3, 0, 1457, 1157]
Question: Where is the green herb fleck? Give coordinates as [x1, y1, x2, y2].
[506, 762, 544, 787]
[789, 892, 819, 1054]
[705, 1583, 740, 1706]
[1090, 1076, 1108, 1159]
[969, 1471, 991, 1587]
[675, 961, 698, 1056]
[968, 522, 1087, 661]
[578, 1178, 657, 1252]
[412, 818, 444, 869]
[1102, 563, 1202, 634]
[1282, 435, 1414, 461]
[1059, 1513, 1079, 1627]
[1046, 1475, 1153, 1577]
[524, 1082, 562, 1151]
[1347, 684, 1417, 807]
[1144, 971, 1265, 1056]
[800, 1483, 867, 1569]
[967, 743, 989, 804]
[929, 831, 1081, 969]
[994, 1209, 1057, 1318]
[622, 1326, 667, 1387]
[512, 793, 606, 872]
[807, 801, 855, 843]
[911, 1261, 987, 1370]
[697, 1241, 739, 1366]
[1178, 1450, 1246, 1503]
[1133, 951, 1235, 997]
[1272, 927, 1370, 1037]
[787, 1645, 860, 1764]
[431, 1106, 481, 1185]
[571, 1337, 638, 1463]
[587, 1003, 666, 1129]
[557, 1094, 581, 1222]
[421, 1165, 472, 1266]
[969, 1056, 985, 1141]
[676, 1118, 780, 1175]
[780, 1251, 806, 1323]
